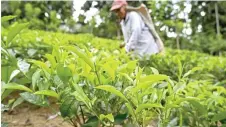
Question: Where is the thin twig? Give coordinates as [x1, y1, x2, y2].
[94, 62, 101, 85]
[75, 115, 82, 126]
[80, 105, 85, 124]
[69, 119, 77, 127]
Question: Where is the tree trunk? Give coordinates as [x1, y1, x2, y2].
[215, 2, 220, 36]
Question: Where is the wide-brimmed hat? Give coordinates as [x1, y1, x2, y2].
[110, 0, 128, 11]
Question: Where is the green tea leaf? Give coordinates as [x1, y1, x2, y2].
[140, 74, 169, 83]
[56, 64, 72, 83]
[135, 103, 163, 114]
[114, 113, 128, 124]
[95, 85, 128, 102]
[3, 83, 33, 92]
[1, 15, 17, 23]
[60, 97, 78, 118]
[20, 92, 49, 106]
[175, 97, 199, 105]
[64, 46, 94, 69]
[29, 60, 50, 73]
[176, 58, 183, 80]
[8, 69, 20, 83]
[82, 116, 99, 127]
[7, 23, 29, 43]
[119, 73, 134, 83]
[183, 67, 201, 78]
[150, 67, 159, 74]
[45, 54, 57, 69]
[212, 111, 226, 122]
[1, 90, 14, 101]
[100, 113, 114, 122]
[32, 69, 41, 90]
[127, 60, 137, 70]
[125, 103, 136, 120]
[11, 97, 24, 109]
[102, 63, 115, 80]
[72, 91, 91, 109]
[187, 100, 207, 116]
[34, 90, 59, 99]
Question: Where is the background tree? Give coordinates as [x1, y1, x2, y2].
[1, 1, 75, 31]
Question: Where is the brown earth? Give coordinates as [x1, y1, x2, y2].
[2, 102, 72, 127]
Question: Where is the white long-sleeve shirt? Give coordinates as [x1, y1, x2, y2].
[120, 11, 159, 57]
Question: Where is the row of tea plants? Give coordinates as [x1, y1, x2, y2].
[1, 16, 226, 127]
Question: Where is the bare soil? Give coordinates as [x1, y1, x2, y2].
[2, 102, 72, 127]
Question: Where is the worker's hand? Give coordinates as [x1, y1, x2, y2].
[119, 43, 125, 49]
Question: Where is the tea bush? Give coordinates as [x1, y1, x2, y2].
[1, 16, 226, 127]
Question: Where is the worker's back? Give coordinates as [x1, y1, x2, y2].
[120, 11, 159, 57]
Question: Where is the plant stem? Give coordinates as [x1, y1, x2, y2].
[179, 109, 182, 127]
[69, 119, 77, 127]
[94, 62, 101, 85]
[75, 115, 82, 126]
[80, 105, 85, 123]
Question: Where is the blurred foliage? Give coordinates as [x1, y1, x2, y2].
[1, 17, 226, 126]
[147, 1, 226, 56]
[1, 1, 75, 31]
[1, 1, 226, 56]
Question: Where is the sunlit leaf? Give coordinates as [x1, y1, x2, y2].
[212, 111, 226, 122]
[135, 103, 163, 114]
[20, 92, 49, 106]
[95, 85, 128, 102]
[11, 97, 24, 109]
[1, 15, 17, 23]
[100, 113, 114, 122]
[64, 46, 94, 69]
[3, 83, 33, 92]
[7, 23, 29, 44]
[34, 90, 59, 99]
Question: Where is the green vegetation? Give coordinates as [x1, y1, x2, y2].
[1, 16, 226, 127]
[2, 1, 226, 56]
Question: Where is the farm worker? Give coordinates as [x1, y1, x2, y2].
[110, 0, 165, 58]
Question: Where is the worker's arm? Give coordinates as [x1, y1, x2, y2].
[125, 12, 142, 52]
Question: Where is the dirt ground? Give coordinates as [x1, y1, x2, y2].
[2, 102, 72, 127]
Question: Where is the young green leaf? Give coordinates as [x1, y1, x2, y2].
[119, 73, 134, 83]
[1, 15, 17, 23]
[72, 91, 92, 109]
[3, 83, 33, 92]
[100, 113, 114, 122]
[135, 103, 163, 114]
[20, 92, 49, 107]
[150, 67, 159, 74]
[64, 46, 94, 69]
[7, 23, 29, 43]
[183, 67, 201, 78]
[82, 116, 99, 127]
[125, 103, 136, 120]
[114, 113, 128, 124]
[174, 97, 199, 105]
[29, 60, 50, 73]
[45, 54, 57, 69]
[60, 97, 78, 118]
[139, 74, 169, 83]
[56, 64, 72, 83]
[8, 69, 20, 83]
[187, 100, 207, 116]
[102, 63, 115, 80]
[212, 111, 226, 122]
[34, 90, 59, 99]
[95, 85, 128, 102]
[11, 97, 24, 110]
[32, 69, 41, 91]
